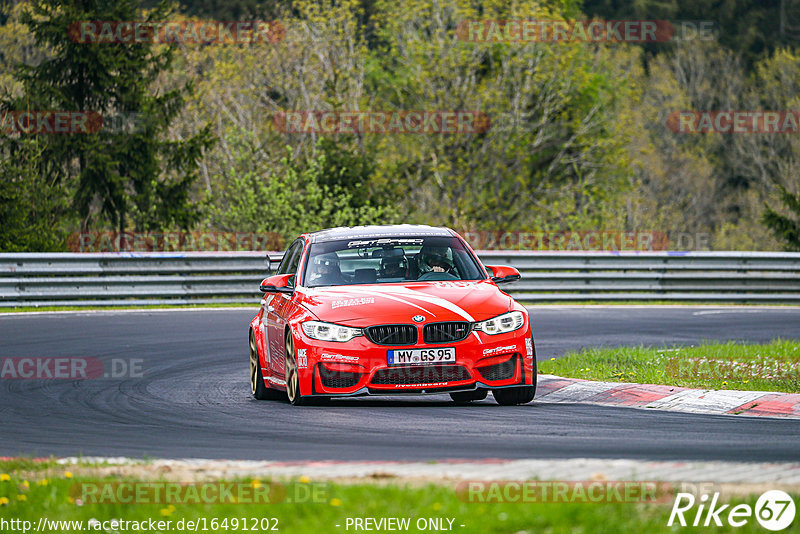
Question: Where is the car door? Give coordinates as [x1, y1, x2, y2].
[266, 239, 304, 379]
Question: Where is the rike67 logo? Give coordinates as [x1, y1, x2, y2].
[669, 490, 796, 531]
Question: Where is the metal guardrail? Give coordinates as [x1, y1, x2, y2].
[479, 251, 800, 302]
[1, 251, 800, 307]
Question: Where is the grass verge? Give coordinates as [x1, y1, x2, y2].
[0, 467, 794, 534]
[538, 340, 800, 393]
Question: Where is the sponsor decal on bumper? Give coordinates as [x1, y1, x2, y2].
[483, 345, 518, 356]
[320, 353, 360, 363]
[393, 382, 449, 388]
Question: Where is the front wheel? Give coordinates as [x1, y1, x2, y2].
[284, 332, 308, 406]
[493, 350, 537, 405]
[492, 386, 536, 405]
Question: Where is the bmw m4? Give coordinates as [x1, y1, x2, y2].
[249, 225, 537, 405]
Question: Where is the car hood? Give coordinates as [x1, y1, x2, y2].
[297, 280, 513, 326]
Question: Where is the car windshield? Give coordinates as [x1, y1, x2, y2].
[303, 236, 485, 287]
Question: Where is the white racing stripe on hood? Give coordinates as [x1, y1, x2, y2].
[391, 286, 477, 322]
[349, 285, 477, 322]
[339, 286, 435, 316]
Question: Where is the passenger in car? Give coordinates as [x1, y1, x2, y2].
[309, 254, 346, 286]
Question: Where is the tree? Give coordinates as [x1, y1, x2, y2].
[150, 0, 283, 20]
[4, 0, 213, 236]
[0, 1, 46, 98]
[166, 0, 397, 232]
[0, 137, 71, 250]
[763, 184, 800, 251]
[369, 0, 636, 231]
[204, 131, 396, 240]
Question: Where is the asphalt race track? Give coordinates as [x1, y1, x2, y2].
[1, 307, 799, 462]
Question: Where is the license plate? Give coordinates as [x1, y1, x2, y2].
[387, 347, 456, 365]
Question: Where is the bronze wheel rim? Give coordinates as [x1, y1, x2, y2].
[285, 335, 299, 403]
[249, 333, 258, 395]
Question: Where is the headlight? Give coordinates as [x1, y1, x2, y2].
[473, 311, 525, 335]
[301, 321, 363, 342]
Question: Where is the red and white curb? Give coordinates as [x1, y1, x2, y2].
[54, 457, 800, 485]
[537, 374, 800, 418]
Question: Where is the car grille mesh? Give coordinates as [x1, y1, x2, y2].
[423, 322, 471, 343]
[365, 324, 418, 346]
[371, 365, 471, 385]
[477, 355, 517, 381]
[318, 366, 362, 389]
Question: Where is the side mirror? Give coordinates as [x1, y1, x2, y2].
[259, 274, 295, 294]
[485, 265, 521, 284]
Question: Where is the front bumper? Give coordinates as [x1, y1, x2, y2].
[293, 326, 536, 397]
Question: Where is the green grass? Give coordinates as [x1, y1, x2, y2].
[0, 469, 794, 533]
[0, 457, 62, 472]
[539, 340, 800, 393]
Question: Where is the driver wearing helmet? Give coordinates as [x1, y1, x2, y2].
[418, 245, 455, 275]
[310, 253, 345, 286]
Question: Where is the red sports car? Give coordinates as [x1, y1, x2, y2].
[248, 225, 537, 405]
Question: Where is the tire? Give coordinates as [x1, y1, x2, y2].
[450, 390, 488, 404]
[492, 386, 536, 405]
[284, 331, 308, 406]
[250, 330, 280, 400]
[493, 340, 538, 406]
